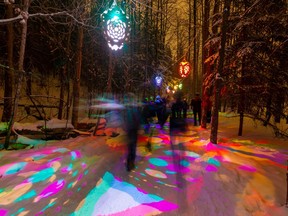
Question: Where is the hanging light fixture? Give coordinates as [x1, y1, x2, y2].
[178, 58, 191, 78]
[101, 0, 130, 51]
[155, 75, 163, 87]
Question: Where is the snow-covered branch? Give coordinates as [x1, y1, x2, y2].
[29, 11, 87, 26]
[0, 11, 91, 26]
[0, 14, 23, 25]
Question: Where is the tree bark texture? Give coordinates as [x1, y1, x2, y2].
[5, 0, 30, 149]
[2, 3, 14, 122]
[201, 0, 210, 129]
[193, 0, 197, 95]
[210, 0, 231, 144]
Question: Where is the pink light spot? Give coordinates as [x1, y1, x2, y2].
[185, 176, 198, 183]
[35, 179, 65, 202]
[81, 163, 87, 169]
[205, 165, 218, 172]
[238, 165, 257, 172]
[77, 173, 83, 181]
[71, 150, 81, 160]
[205, 142, 220, 151]
[61, 164, 72, 173]
[166, 164, 177, 172]
[0, 209, 8, 216]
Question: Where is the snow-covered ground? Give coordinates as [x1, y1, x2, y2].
[0, 113, 287, 216]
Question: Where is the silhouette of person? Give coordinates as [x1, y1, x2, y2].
[182, 98, 189, 119]
[122, 93, 141, 171]
[191, 93, 202, 126]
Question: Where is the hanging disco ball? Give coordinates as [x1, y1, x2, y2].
[101, 0, 130, 51]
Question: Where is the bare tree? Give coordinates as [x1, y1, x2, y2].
[1, 1, 14, 122]
[4, 0, 30, 149]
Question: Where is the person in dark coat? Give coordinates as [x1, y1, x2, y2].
[182, 98, 189, 119]
[154, 95, 164, 125]
[190, 93, 202, 126]
[123, 93, 141, 172]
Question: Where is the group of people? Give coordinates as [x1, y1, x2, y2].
[103, 92, 211, 172]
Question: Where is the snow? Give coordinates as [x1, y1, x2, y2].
[43, 118, 74, 130]
[0, 113, 287, 215]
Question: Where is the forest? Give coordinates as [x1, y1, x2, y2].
[0, 0, 287, 149]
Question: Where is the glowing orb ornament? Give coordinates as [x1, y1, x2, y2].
[155, 75, 163, 87]
[101, 0, 130, 51]
[178, 59, 191, 78]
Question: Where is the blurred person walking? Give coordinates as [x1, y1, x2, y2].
[123, 93, 142, 172]
[169, 93, 189, 212]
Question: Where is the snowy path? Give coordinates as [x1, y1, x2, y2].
[0, 116, 287, 216]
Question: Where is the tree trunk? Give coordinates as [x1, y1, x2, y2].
[238, 52, 246, 135]
[2, 3, 14, 122]
[201, 0, 210, 129]
[5, 0, 30, 149]
[193, 0, 197, 95]
[71, 26, 84, 128]
[58, 65, 66, 119]
[210, 0, 231, 144]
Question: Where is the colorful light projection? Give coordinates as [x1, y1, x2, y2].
[0, 128, 287, 215]
[101, 0, 131, 51]
[72, 172, 178, 215]
[0, 147, 91, 215]
[178, 59, 191, 78]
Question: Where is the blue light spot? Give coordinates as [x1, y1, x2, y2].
[5, 162, 27, 175]
[27, 167, 54, 183]
[207, 157, 220, 167]
[180, 160, 189, 167]
[72, 170, 78, 177]
[166, 170, 176, 174]
[67, 182, 73, 189]
[15, 190, 37, 202]
[11, 207, 25, 216]
[42, 202, 56, 211]
[164, 150, 173, 156]
[149, 158, 168, 167]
